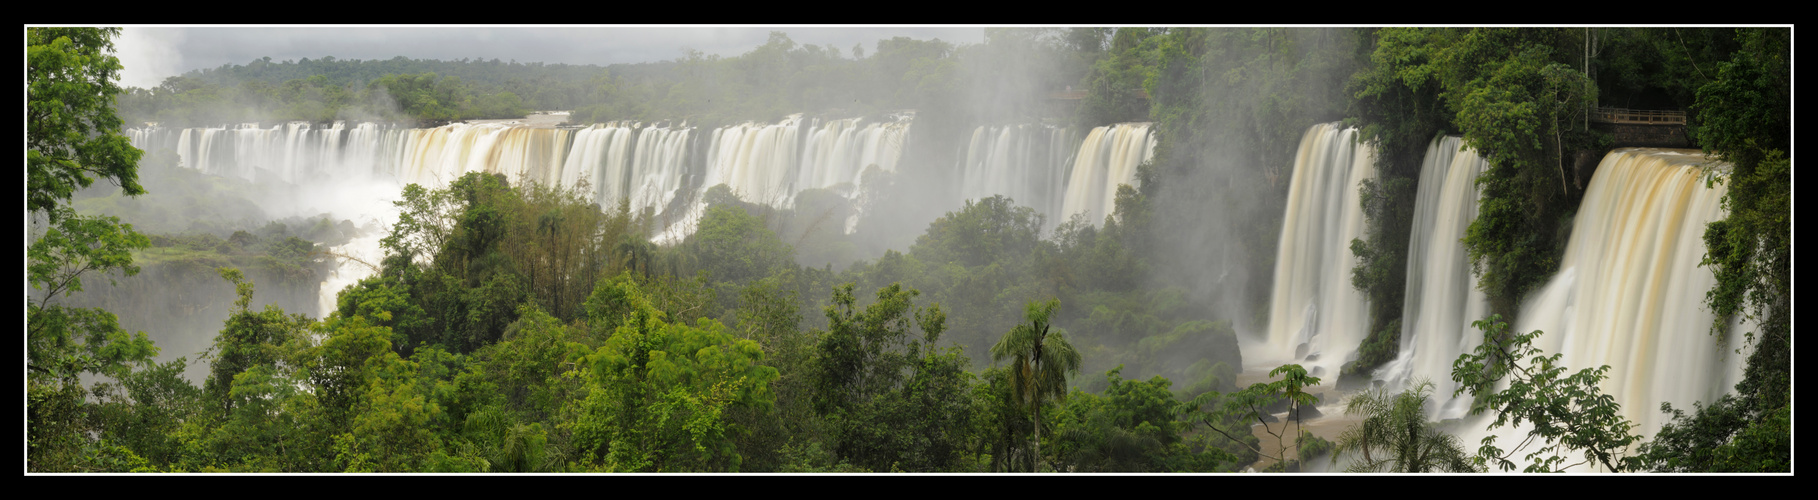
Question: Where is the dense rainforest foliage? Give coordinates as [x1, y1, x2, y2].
[30, 27, 1789, 473]
[1634, 27, 1791, 472]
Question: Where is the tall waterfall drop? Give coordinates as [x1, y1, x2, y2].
[563, 122, 692, 215]
[655, 113, 913, 242]
[1375, 136, 1491, 417]
[693, 113, 912, 208]
[796, 116, 914, 198]
[955, 124, 1080, 227]
[1512, 148, 1745, 435]
[1265, 123, 1375, 377]
[953, 122, 1156, 230]
[1058, 122, 1158, 226]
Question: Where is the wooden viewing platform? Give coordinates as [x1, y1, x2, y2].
[1575, 106, 1693, 188]
[1591, 107, 1686, 125]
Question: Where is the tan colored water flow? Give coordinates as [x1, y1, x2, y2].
[1513, 148, 1742, 435]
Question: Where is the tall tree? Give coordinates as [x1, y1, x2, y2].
[26, 27, 158, 472]
[812, 282, 972, 471]
[990, 298, 1081, 471]
[573, 274, 778, 471]
[27, 27, 144, 217]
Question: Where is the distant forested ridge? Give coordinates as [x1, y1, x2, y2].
[118, 30, 1101, 128]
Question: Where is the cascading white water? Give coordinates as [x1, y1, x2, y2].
[625, 124, 693, 216]
[135, 121, 427, 186]
[694, 113, 913, 208]
[134, 113, 914, 248]
[1058, 122, 1157, 226]
[315, 225, 390, 319]
[1439, 148, 1746, 472]
[656, 112, 914, 242]
[561, 122, 693, 217]
[797, 116, 913, 198]
[1510, 148, 1744, 435]
[398, 123, 517, 186]
[1374, 136, 1491, 418]
[561, 124, 628, 202]
[490, 126, 576, 189]
[701, 115, 805, 207]
[135, 121, 696, 215]
[955, 124, 1079, 227]
[1265, 123, 1375, 378]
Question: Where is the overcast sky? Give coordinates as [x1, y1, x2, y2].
[112, 26, 990, 89]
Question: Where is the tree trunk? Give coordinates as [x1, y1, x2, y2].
[1034, 400, 1042, 472]
[1290, 401, 1299, 468]
[1033, 339, 1044, 471]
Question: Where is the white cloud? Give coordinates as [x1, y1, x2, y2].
[116, 27, 187, 89]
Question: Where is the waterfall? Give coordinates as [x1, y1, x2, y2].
[700, 115, 806, 207]
[1265, 122, 1375, 378]
[559, 122, 693, 216]
[627, 124, 695, 218]
[955, 124, 1079, 227]
[1512, 148, 1744, 435]
[132, 114, 910, 229]
[1058, 122, 1157, 226]
[797, 116, 913, 198]
[948, 121, 1155, 232]
[126, 113, 916, 297]
[131, 121, 707, 217]
[656, 112, 914, 242]
[490, 125, 576, 189]
[135, 122, 423, 185]
[1436, 148, 1746, 472]
[315, 226, 390, 319]
[396, 123, 519, 186]
[690, 113, 911, 207]
[1374, 136, 1492, 417]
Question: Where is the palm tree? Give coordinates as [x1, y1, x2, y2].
[1331, 379, 1479, 472]
[991, 299, 1081, 471]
